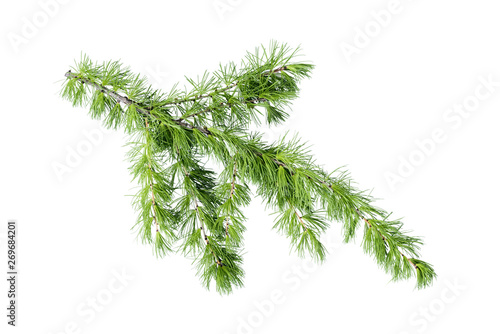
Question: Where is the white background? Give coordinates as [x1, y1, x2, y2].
[1, 0, 499, 333]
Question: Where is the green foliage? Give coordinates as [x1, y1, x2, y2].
[60, 41, 436, 294]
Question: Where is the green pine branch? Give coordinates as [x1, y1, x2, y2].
[60, 41, 436, 294]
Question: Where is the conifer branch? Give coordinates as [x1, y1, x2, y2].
[65, 71, 134, 106]
[64, 71, 212, 135]
[60, 41, 435, 293]
[255, 147, 422, 273]
[251, 145, 434, 287]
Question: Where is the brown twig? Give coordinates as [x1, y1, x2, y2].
[293, 207, 308, 231]
[263, 65, 288, 75]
